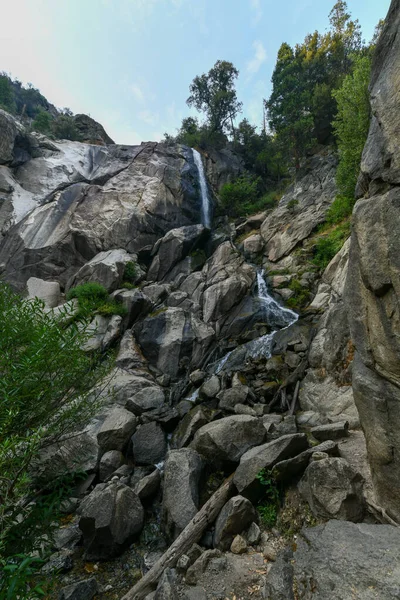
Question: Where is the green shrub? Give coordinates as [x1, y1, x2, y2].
[66, 282, 126, 319]
[256, 469, 280, 529]
[52, 114, 81, 141]
[312, 220, 351, 269]
[286, 278, 310, 310]
[32, 110, 53, 135]
[0, 283, 108, 596]
[124, 261, 138, 283]
[325, 195, 354, 225]
[219, 175, 260, 217]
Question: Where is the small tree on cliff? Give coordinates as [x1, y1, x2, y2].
[187, 60, 243, 137]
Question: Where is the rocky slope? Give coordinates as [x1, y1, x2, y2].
[2, 5, 400, 596]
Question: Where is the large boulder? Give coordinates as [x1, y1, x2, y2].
[26, 277, 61, 307]
[78, 481, 144, 559]
[213, 495, 257, 551]
[234, 434, 308, 498]
[73, 113, 115, 145]
[190, 415, 266, 468]
[299, 457, 365, 522]
[131, 422, 167, 465]
[265, 520, 400, 600]
[67, 249, 139, 292]
[135, 307, 215, 379]
[163, 449, 204, 539]
[96, 406, 137, 452]
[345, 0, 400, 521]
[147, 224, 207, 282]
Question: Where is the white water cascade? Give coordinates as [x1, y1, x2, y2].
[193, 149, 211, 228]
[214, 270, 298, 371]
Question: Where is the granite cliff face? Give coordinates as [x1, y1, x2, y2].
[345, 0, 400, 521]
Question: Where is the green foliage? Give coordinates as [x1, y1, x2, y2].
[52, 113, 81, 141]
[0, 74, 16, 113]
[124, 261, 138, 283]
[67, 282, 126, 319]
[219, 175, 259, 217]
[332, 54, 372, 198]
[325, 194, 354, 224]
[0, 283, 108, 595]
[32, 110, 54, 135]
[312, 220, 351, 269]
[287, 198, 299, 210]
[187, 60, 242, 136]
[256, 469, 280, 528]
[286, 279, 310, 310]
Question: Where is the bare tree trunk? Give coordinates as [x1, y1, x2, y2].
[121, 476, 235, 600]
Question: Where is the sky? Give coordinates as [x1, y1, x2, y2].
[0, 0, 390, 144]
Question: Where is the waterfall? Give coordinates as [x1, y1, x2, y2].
[213, 270, 298, 371]
[192, 149, 211, 228]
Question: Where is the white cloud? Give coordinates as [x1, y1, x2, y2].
[139, 109, 159, 126]
[246, 40, 267, 76]
[250, 0, 262, 25]
[130, 83, 145, 103]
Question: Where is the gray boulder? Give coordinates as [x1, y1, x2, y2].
[135, 307, 214, 379]
[311, 421, 349, 441]
[131, 422, 167, 465]
[299, 457, 365, 522]
[97, 406, 137, 452]
[58, 577, 98, 600]
[147, 224, 207, 282]
[213, 495, 257, 550]
[171, 405, 215, 449]
[99, 450, 124, 482]
[134, 468, 161, 501]
[265, 520, 400, 600]
[68, 249, 139, 292]
[79, 481, 144, 559]
[163, 449, 203, 539]
[26, 277, 61, 307]
[199, 375, 221, 399]
[234, 434, 308, 498]
[126, 386, 165, 415]
[190, 415, 266, 467]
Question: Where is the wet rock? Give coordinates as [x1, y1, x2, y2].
[131, 422, 167, 466]
[99, 450, 124, 482]
[58, 577, 98, 600]
[163, 449, 203, 539]
[97, 406, 137, 452]
[190, 415, 266, 468]
[79, 481, 144, 559]
[234, 433, 308, 498]
[213, 495, 257, 551]
[299, 457, 364, 521]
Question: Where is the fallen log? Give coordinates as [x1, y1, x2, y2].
[121, 475, 235, 600]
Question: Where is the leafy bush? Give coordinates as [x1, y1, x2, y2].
[312, 220, 351, 269]
[325, 195, 355, 224]
[66, 282, 127, 319]
[124, 261, 138, 283]
[32, 110, 54, 135]
[52, 114, 81, 141]
[0, 283, 108, 596]
[256, 469, 280, 529]
[219, 176, 260, 217]
[286, 278, 310, 310]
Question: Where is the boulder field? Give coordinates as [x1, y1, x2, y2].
[2, 4, 400, 597]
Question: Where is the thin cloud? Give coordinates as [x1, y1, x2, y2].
[246, 40, 267, 75]
[130, 83, 145, 103]
[250, 0, 262, 24]
[139, 109, 159, 126]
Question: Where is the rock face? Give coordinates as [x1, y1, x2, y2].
[345, 0, 400, 521]
[299, 457, 365, 522]
[163, 449, 203, 539]
[266, 520, 400, 600]
[78, 481, 144, 559]
[0, 109, 17, 164]
[73, 113, 115, 145]
[260, 152, 337, 262]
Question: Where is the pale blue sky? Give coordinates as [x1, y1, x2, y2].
[0, 0, 389, 144]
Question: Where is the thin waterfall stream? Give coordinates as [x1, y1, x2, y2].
[193, 148, 211, 228]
